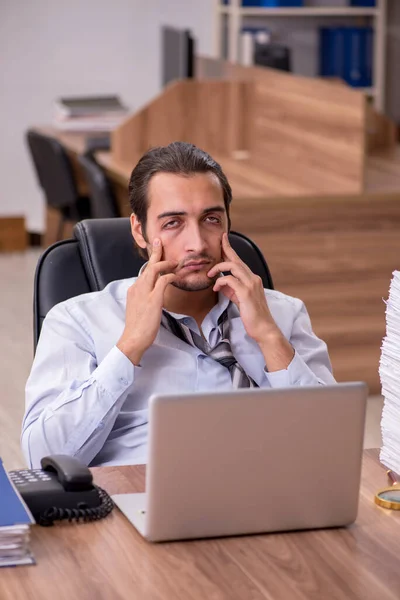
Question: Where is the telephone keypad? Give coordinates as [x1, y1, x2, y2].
[10, 469, 54, 491]
[10, 470, 52, 482]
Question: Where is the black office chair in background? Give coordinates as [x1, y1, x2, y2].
[78, 152, 121, 219]
[33, 218, 274, 349]
[26, 130, 92, 241]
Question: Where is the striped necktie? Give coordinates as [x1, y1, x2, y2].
[161, 308, 258, 389]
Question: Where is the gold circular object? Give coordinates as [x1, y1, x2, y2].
[374, 485, 400, 510]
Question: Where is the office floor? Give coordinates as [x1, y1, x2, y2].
[0, 249, 384, 471]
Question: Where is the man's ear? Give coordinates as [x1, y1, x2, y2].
[130, 213, 147, 249]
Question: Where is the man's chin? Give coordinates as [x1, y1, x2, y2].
[171, 276, 214, 292]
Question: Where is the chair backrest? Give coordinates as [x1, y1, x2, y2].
[34, 218, 274, 349]
[78, 152, 120, 219]
[26, 130, 80, 210]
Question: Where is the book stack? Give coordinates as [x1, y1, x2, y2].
[319, 26, 373, 88]
[379, 271, 400, 474]
[53, 95, 129, 132]
[0, 458, 35, 568]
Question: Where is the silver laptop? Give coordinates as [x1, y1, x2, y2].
[112, 382, 367, 542]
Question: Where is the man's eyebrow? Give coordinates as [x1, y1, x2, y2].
[157, 211, 187, 220]
[202, 206, 225, 215]
[157, 206, 225, 220]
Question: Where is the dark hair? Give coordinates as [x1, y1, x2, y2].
[128, 141, 232, 257]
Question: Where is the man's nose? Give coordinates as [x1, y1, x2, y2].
[184, 223, 207, 254]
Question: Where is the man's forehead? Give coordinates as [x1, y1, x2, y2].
[147, 171, 225, 212]
[149, 170, 222, 190]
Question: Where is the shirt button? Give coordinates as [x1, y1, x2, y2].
[120, 377, 128, 385]
[198, 354, 206, 360]
[182, 318, 190, 325]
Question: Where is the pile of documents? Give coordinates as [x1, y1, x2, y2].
[53, 95, 128, 132]
[0, 458, 35, 568]
[379, 270, 400, 474]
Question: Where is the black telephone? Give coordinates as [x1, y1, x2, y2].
[9, 455, 113, 526]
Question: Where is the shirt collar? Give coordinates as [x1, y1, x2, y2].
[166, 293, 230, 326]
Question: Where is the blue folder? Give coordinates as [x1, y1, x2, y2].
[0, 459, 34, 527]
[319, 26, 373, 88]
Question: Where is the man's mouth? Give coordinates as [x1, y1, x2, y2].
[180, 260, 211, 272]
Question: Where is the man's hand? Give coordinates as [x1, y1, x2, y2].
[117, 238, 177, 365]
[207, 233, 294, 371]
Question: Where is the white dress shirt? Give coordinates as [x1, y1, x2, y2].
[22, 277, 335, 468]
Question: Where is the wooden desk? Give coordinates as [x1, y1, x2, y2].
[1, 450, 400, 600]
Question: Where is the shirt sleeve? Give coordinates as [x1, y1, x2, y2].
[261, 299, 336, 389]
[22, 302, 137, 468]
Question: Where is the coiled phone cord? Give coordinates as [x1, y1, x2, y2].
[38, 485, 114, 526]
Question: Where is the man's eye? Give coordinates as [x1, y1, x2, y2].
[163, 219, 179, 229]
[205, 216, 221, 224]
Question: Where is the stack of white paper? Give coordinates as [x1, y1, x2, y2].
[379, 270, 400, 473]
[0, 525, 33, 568]
[53, 95, 128, 132]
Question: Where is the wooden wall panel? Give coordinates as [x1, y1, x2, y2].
[112, 82, 185, 165]
[112, 112, 145, 164]
[112, 59, 368, 196]
[230, 193, 400, 393]
[185, 81, 229, 153]
[112, 80, 250, 165]
[196, 58, 367, 195]
[145, 82, 188, 149]
[0, 217, 26, 251]
[229, 64, 366, 196]
[366, 103, 397, 152]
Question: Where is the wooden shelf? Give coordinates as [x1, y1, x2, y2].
[218, 6, 378, 17]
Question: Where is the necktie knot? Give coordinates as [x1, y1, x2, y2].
[161, 308, 258, 389]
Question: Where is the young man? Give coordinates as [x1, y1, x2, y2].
[22, 142, 335, 468]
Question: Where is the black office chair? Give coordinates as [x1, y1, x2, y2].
[26, 130, 92, 241]
[33, 218, 274, 349]
[78, 152, 121, 219]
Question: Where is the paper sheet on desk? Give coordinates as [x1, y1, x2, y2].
[379, 270, 400, 474]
